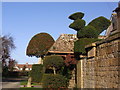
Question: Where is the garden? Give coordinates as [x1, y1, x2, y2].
[23, 12, 110, 89]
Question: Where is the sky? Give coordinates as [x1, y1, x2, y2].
[2, 2, 118, 64]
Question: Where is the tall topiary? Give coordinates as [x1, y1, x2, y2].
[26, 33, 55, 57]
[30, 64, 44, 83]
[88, 16, 111, 35]
[77, 25, 98, 38]
[68, 12, 111, 56]
[43, 55, 64, 74]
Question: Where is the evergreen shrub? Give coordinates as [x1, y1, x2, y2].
[42, 74, 68, 88]
[26, 33, 55, 57]
[74, 38, 101, 55]
[77, 25, 98, 38]
[30, 64, 44, 83]
[69, 19, 86, 31]
[88, 16, 111, 35]
[69, 12, 84, 20]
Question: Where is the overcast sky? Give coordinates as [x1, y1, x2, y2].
[2, 2, 118, 64]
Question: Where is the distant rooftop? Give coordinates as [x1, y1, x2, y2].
[48, 34, 78, 53]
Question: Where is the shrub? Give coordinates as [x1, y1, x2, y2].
[2, 66, 9, 77]
[77, 25, 98, 38]
[69, 19, 86, 31]
[26, 33, 55, 57]
[43, 55, 64, 74]
[88, 16, 111, 35]
[30, 64, 44, 83]
[19, 71, 29, 76]
[68, 12, 84, 20]
[42, 74, 68, 88]
[74, 38, 100, 55]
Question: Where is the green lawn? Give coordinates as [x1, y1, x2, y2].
[20, 80, 41, 85]
[20, 87, 43, 90]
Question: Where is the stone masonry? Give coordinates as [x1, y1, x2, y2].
[77, 3, 120, 88]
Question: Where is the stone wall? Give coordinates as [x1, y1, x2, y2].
[77, 33, 120, 88]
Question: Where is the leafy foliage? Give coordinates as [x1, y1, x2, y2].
[77, 25, 98, 38]
[43, 55, 64, 70]
[64, 54, 77, 66]
[26, 33, 55, 57]
[88, 16, 111, 35]
[69, 19, 86, 31]
[42, 74, 68, 88]
[30, 64, 44, 83]
[74, 38, 101, 55]
[69, 12, 84, 20]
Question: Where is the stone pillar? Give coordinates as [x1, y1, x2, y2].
[38, 57, 43, 64]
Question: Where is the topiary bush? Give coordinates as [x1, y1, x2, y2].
[69, 12, 84, 20]
[43, 55, 64, 74]
[68, 12, 111, 59]
[77, 25, 98, 38]
[26, 33, 55, 57]
[88, 16, 111, 35]
[69, 19, 86, 31]
[30, 64, 44, 83]
[42, 74, 68, 88]
[74, 38, 101, 55]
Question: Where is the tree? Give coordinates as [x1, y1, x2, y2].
[1, 35, 16, 66]
[43, 55, 64, 74]
[26, 33, 55, 58]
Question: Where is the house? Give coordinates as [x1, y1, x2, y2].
[14, 63, 32, 71]
[47, 34, 78, 65]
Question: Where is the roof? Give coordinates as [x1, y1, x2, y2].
[48, 34, 78, 53]
[15, 63, 32, 68]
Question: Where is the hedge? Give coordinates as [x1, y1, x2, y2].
[68, 12, 84, 20]
[77, 25, 98, 38]
[30, 64, 44, 83]
[74, 38, 101, 55]
[42, 74, 68, 88]
[69, 19, 86, 31]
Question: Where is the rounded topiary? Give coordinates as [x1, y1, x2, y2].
[69, 19, 86, 31]
[77, 25, 98, 38]
[69, 12, 84, 20]
[26, 33, 55, 57]
[42, 74, 68, 88]
[43, 55, 64, 74]
[88, 16, 111, 35]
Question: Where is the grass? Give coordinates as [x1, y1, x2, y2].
[20, 80, 41, 85]
[20, 87, 43, 90]
[20, 80, 28, 85]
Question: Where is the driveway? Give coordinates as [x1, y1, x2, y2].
[1, 77, 28, 89]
